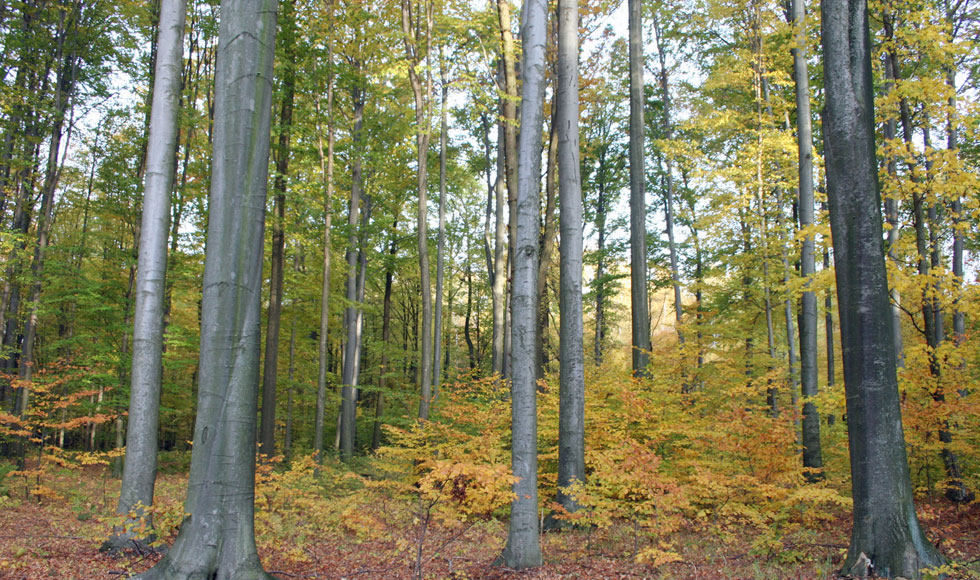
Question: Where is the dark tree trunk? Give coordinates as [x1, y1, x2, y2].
[627, 0, 650, 375]
[259, 0, 297, 457]
[821, 0, 944, 574]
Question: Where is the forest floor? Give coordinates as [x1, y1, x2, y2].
[1, 463, 979, 580]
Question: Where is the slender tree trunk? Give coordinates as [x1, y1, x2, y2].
[593, 168, 607, 366]
[880, 28, 904, 366]
[15, 3, 78, 424]
[652, 13, 683, 346]
[551, 0, 585, 524]
[109, 0, 186, 533]
[313, 3, 335, 462]
[284, 305, 296, 461]
[433, 51, 448, 393]
[464, 260, 476, 369]
[339, 86, 365, 461]
[402, 0, 434, 419]
[787, 0, 822, 479]
[491, 120, 508, 376]
[821, 0, 944, 574]
[536, 111, 558, 379]
[824, 244, 836, 425]
[627, 0, 650, 375]
[498, 0, 546, 565]
[258, 0, 297, 457]
[372, 220, 398, 451]
[134, 1, 278, 577]
[497, 0, 519, 381]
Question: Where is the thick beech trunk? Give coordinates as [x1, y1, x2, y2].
[134, 1, 278, 577]
[821, 0, 944, 575]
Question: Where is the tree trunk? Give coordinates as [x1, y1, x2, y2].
[880, 31, 904, 366]
[402, 0, 434, 420]
[491, 119, 508, 376]
[134, 1, 278, 577]
[110, 1, 186, 538]
[433, 51, 448, 394]
[313, 2, 335, 462]
[821, 0, 944, 574]
[536, 110, 558, 379]
[498, 0, 545, 565]
[372, 220, 398, 451]
[627, 0, 650, 375]
[339, 86, 365, 461]
[551, 0, 585, 524]
[15, 2, 78, 424]
[652, 13, 683, 347]
[258, 0, 297, 458]
[788, 0, 822, 480]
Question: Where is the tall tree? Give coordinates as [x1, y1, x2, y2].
[499, 0, 546, 565]
[133, 0, 278, 577]
[627, 0, 650, 375]
[339, 82, 366, 461]
[401, 0, 435, 420]
[552, 0, 585, 523]
[789, 0, 821, 480]
[108, 0, 187, 550]
[433, 49, 448, 393]
[259, 0, 297, 457]
[821, 0, 944, 575]
[312, 1, 335, 462]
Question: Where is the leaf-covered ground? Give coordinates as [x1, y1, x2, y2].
[1, 464, 978, 580]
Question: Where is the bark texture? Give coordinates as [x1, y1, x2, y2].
[821, 0, 943, 575]
[499, 0, 546, 566]
[111, 0, 186, 547]
[134, 1, 277, 577]
[627, 0, 650, 375]
[789, 0, 822, 478]
[553, 0, 585, 522]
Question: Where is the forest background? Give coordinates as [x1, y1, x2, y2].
[0, 0, 980, 577]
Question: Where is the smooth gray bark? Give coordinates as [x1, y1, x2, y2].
[497, 0, 519, 381]
[789, 0, 822, 480]
[821, 0, 944, 575]
[111, 0, 186, 546]
[259, 0, 297, 457]
[627, 0, 650, 375]
[402, 0, 434, 419]
[134, 1, 277, 577]
[499, 0, 545, 566]
[340, 88, 365, 461]
[553, 0, 585, 522]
